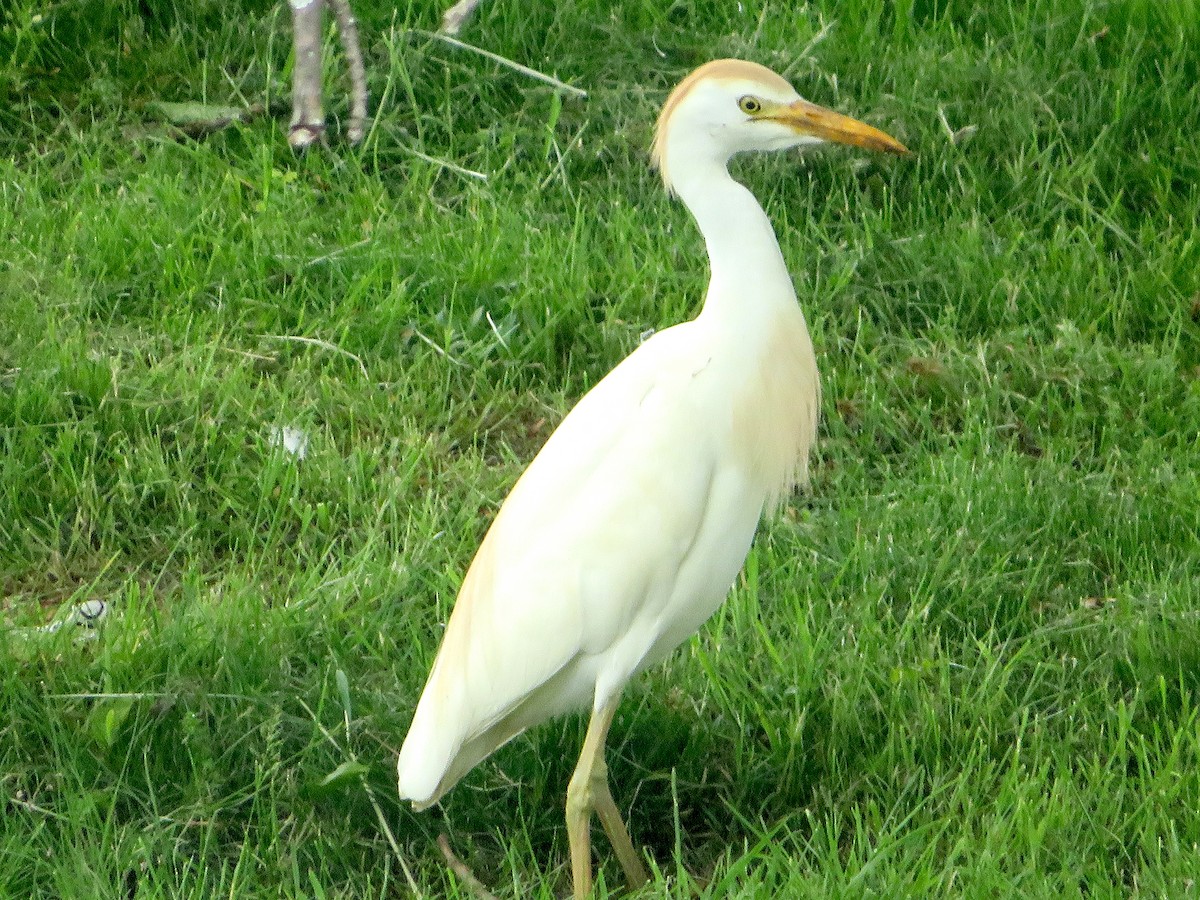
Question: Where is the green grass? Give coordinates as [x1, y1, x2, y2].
[3, 0, 1200, 896]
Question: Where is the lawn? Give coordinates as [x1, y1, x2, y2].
[2, 0, 1199, 896]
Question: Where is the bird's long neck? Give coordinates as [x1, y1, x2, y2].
[669, 154, 819, 505]
[671, 159, 799, 327]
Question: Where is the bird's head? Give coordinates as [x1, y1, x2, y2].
[651, 59, 908, 192]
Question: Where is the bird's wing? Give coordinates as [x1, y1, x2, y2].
[397, 322, 731, 803]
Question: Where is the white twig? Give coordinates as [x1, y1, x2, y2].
[438, 834, 500, 900]
[400, 145, 488, 181]
[47, 692, 257, 701]
[9, 796, 70, 822]
[219, 347, 277, 363]
[299, 238, 374, 267]
[484, 310, 509, 349]
[411, 329, 466, 367]
[410, 29, 588, 98]
[260, 334, 369, 380]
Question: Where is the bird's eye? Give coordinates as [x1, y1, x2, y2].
[738, 96, 762, 115]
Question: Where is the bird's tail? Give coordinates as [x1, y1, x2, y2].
[396, 694, 457, 809]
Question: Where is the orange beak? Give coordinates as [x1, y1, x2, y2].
[769, 98, 909, 155]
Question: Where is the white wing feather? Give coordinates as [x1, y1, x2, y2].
[400, 321, 733, 803]
[397, 301, 817, 807]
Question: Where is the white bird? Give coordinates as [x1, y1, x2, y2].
[397, 58, 907, 897]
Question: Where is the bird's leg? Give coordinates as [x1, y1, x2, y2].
[566, 697, 648, 898]
[326, 0, 368, 144]
[288, 0, 327, 149]
[566, 705, 606, 899]
[590, 758, 650, 890]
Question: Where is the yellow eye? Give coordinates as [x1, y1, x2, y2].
[738, 96, 762, 115]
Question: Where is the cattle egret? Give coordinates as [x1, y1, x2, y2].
[397, 59, 907, 896]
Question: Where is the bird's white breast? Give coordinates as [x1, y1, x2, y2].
[397, 303, 818, 803]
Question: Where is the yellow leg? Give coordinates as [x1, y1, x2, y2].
[565, 696, 649, 898]
[592, 756, 651, 890]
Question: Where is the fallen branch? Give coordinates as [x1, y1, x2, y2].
[411, 29, 588, 98]
[260, 334, 370, 380]
[438, 834, 500, 900]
